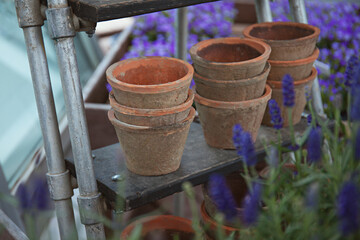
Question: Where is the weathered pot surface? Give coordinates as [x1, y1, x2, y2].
[120, 215, 194, 240]
[108, 107, 195, 176]
[262, 67, 317, 127]
[109, 89, 194, 127]
[243, 22, 320, 61]
[193, 62, 270, 102]
[267, 48, 319, 81]
[106, 56, 193, 109]
[190, 37, 271, 80]
[195, 85, 272, 149]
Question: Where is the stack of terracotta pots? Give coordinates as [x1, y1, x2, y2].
[243, 22, 320, 126]
[106, 56, 195, 176]
[190, 38, 272, 149]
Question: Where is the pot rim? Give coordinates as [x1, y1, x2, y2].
[120, 215, 194, 239]
[194, 62, 270, 84]
[189, 37, 271, 68]
[108, 107, 195, 131]
[268, 48, 319, 66]
[243, 22, 320, 46]
[106, 56, 194, 93]
[200, 202, 238, 232]
[194, 84, 272, 109]
[267, 67, 317, 88]
[109, 89, 194, 117]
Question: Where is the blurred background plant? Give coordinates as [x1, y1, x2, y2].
[271, 0, 360, 119]
[122, 1, 237, 62]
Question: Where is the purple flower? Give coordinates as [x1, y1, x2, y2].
[16, 184, 30, 210]
[242, 182, 262, 226]
[15, 177, 50, 211]
[307, 127, 322, 163]
[345, 56, 359, 88]
[239, 132, 257, 166]
[337, 181, 360, 236]
[268, 99, 283, 130]
[307, 114, 312, 125]
[106, 83, 112, 93]
[282, 74, 295, 107]
[232, 124, 243, 151]
[351, 85, 360, 121]
[355, 128, 360, 161]
[208, 174, 237, 221]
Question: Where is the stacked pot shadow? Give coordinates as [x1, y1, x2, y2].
[190, 38, 272, 149]
[106, 57, 195, 176]
[243, 22, 320, 127]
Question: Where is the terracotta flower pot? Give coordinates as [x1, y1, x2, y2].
[108, 108, 195, 176]
[106, 56, 193, 109]
[109, 89, 194, 127]
[267, 48, 319, 81]
[189, 37, 271, 80]
[120, 215, 195, 240]
[262, 67, 317, 127]
[200, 203, 239, 240]
[243, 22, 320, 61]
[195, 85, 272, 149]
[193, 62, 270, 102]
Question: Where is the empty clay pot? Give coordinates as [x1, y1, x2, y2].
[193, 62, 270, 102]
[108, 108, 195, 176]
[109, 89, 194, 127]
[262, 67, 317, 127]
[195, 85, 272, 149]
[268, 48, 319, 81]
[106, 56, 193, 109]
[120, 215, 195, 240]
[243, 22, 320, 61]
[189, 37, 271, 80]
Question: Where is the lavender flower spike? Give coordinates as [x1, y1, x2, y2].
[344, 56, 359, 88]
[307, 127, 322, 163]
[337, 181, 360, 236]
[240, 132, 257, 166]
[282, 74, 295, 107]
[208, 174, 237, 221]
[242, 182, 262, 226]
[232, 124, 243, 151]
[268, 99, 283, 130]
[351, 85, 360, 121]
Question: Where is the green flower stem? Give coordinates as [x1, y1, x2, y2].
[347, 92, 351, 127]
[182, 182, 203, 240]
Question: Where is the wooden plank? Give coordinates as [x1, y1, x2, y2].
[69, 0, 219, 22]
[65, 119, 310, 211]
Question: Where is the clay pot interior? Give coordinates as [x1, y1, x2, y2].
[248, 25, 315, 41]
[197, 43, 261, 63]
[120, 215, 195, 240]
[112, 58, 189, 85]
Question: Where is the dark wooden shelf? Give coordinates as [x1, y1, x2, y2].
[68, 0, 219, 22]
[65, 118, 310, 211]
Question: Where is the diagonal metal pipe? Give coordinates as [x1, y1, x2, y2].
[14, 0, 77, 239]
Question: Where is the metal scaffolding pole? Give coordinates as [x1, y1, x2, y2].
[14, 0, 77, 239]
[254, 0, 273, 23]
[174, 7, 188, 217]
[45, 0, 106, 239]
[289, 0, 325, 116]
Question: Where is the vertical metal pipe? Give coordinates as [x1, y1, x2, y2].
[254, 0, 273, 23]
[174, 7, 188, 217]
[288, 0, 325, 116]
[22, 26, 78, 240]
[45, 0, 105, 238]
[175, 7, 188, 60]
